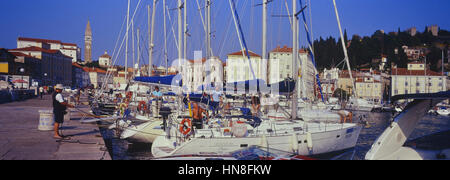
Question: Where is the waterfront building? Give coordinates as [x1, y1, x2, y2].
[72, 63, 90, 88]
[17, 37, 80, 63]
[182, 56, 223, 92]
[226, 50, 265, 84]
[268, 46, 316, 100]
[83, 67, 108, 89]
[391, 62, 446, 96]
[9, 46, 72, 87]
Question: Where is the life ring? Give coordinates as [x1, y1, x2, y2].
[138, 101, 147, 111]
[126, 91, 133, 99]
[179, 118, 192, 136]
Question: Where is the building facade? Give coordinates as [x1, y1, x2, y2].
[226, 50, 266, 83]
[268, 46, 316, 100]
[99, 51, 112, 68]
[182, 57, 223, 92]
[9, 46, 72, 86]
[392, 62, 446, 96]
[17, 37, 80, 63]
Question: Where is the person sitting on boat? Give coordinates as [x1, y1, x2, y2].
[337, 110, 353, 123]
[251, 95, 261, 116]
[192, 102, 209, 130]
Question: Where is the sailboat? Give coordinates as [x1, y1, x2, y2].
[151, 0, 362, 159]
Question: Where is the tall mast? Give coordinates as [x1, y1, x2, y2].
[149, 1, 157, 76]
[262, 0, 267, 63]
[163, 0, 168, 75]
[125, 0, 130, 81]
[184, 0, 188, 62]
[333, 0, 355, 97]
[137, 28, 140, 76]
[206, 0, 211, 59]
[291, 0, 298, 120]
[178, 0, 183, 68]
[132, 20, 135, 77]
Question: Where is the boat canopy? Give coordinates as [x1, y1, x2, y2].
[134, 75, 182, 87]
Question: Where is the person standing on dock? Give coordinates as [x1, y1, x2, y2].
[53, 84, 74, 139]
[39, 86, 44, 99]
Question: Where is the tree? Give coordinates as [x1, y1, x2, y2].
[333, 88, 348, 101]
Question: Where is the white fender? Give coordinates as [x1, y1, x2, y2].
[291, 133, 299, 153]
[306, 132, 313, 151]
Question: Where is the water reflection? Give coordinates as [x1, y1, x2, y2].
[100, 112, 450, 160]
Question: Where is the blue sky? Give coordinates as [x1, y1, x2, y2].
[1, 0, 449, 67]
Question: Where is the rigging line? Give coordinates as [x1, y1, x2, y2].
[166, 5, 180, 55]
[308, 0, 314, 53]
[98, 0, 143, 95]
[229, 0, 257, 80]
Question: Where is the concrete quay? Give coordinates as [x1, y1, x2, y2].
[0, 94, 111, 160]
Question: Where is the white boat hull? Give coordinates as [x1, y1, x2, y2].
[152, 124, 361, 158]
[120, 120, 165, 143]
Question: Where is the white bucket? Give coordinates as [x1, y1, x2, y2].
[38, 110, 54, 131]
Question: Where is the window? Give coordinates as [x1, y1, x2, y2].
[416, 83, 420, 86]
[405, 90, 409, 94]
[405, 82, 408, 86]
[287, 65, 290, 70]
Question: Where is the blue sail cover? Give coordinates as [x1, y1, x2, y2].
[134, 75, 182, 86]
[196, 79, 295, 94]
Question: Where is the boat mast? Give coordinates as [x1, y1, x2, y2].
[206, 0, 211, 60]
[333, 0, 355, 98]
[137, 28, 140, 76]
[291, 0, 299, 120]
[163, 0, 168, 75]
[184, 0, 188, 62]
[149, 1, 157, 77]
[262, 0, 267, 82]
[125, 0, 130, 81]
[132, 19, 135, 78]
[178, 0, 183, 69]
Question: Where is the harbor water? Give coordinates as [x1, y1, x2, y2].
[99, 111, 450, 160]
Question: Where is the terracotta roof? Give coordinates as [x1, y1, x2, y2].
[18, 37, 61, 44]
[8, 52, 34, 59]
[62, 42, 77, 46]
[355, 79, 381, 83]
[100, 53, 111, 59]
[61, 47, 78, 51]
[72, 62, 84, 69]
[392, 68, 443, 76]
[18, 37, 77, 47]
[228, 50, 261, 58]
[187, 58, 207, 64]
[83, 67, 107, 74]
[9, 46, 59, 54]
[270, 45, 309, 54]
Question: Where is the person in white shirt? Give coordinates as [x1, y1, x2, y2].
[53, 84, 74, 139]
